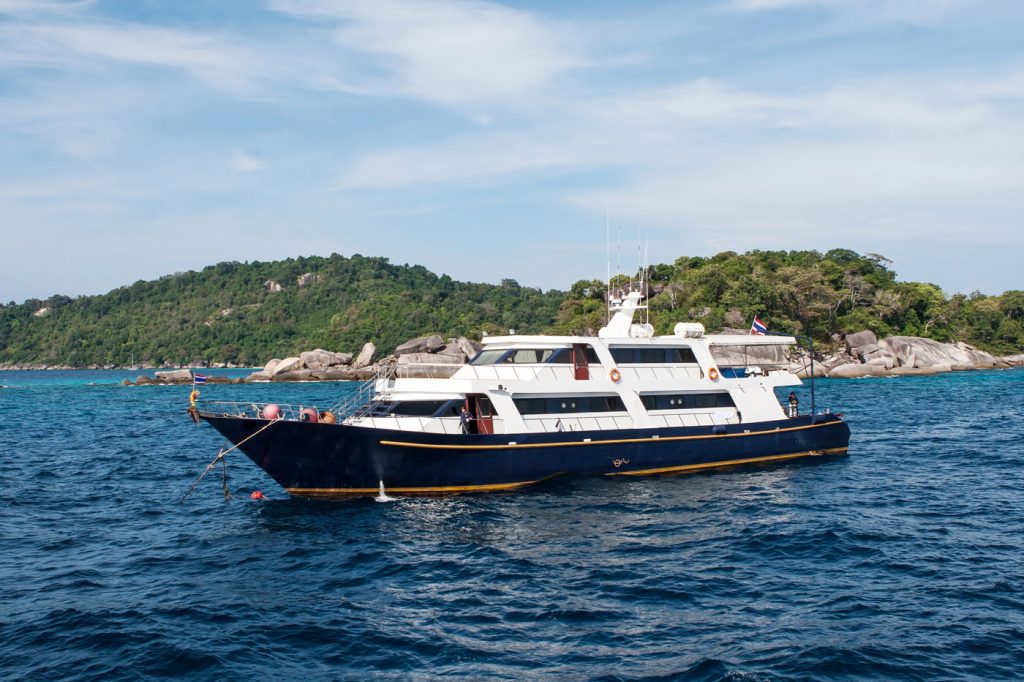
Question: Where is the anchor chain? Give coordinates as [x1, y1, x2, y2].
[178, 418, 279, 503]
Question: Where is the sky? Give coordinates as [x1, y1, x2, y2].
[1, 0, 1023, 304]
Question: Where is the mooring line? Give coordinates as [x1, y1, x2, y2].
[178, 418, 279, 503]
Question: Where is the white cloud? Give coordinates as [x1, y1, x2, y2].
[232, 151, 267, 172]
[271, 0, 588, 107]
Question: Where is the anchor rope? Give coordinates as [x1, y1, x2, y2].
[178, 417, 279, 503]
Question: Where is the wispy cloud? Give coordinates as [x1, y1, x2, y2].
[0, 0, 1022, 301]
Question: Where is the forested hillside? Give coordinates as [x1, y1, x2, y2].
[554, 249, 1024, 355]
[1, 249, 1021, 368]
[0, 254, 562, 367]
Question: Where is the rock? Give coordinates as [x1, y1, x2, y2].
[353, 342, 376, 369]
[135, 375, 153, 385]
[889, 366, 943, 376]
[709, 343, 788, 367]
[845, 330, 878, 352]
[121, 378, 133, 386]
[312, 367, 374, 381]
[394, 334, 445, 356]
[296, 272, 318, 288]
[264, 358, 282, 374]
[1002, 354, 1024, 366]
[396, 352, 465, 366]
[274, 369, 315, 381]
[820, 352, 855, 370]
[828, 363, 888, 379]
[272, 357, 302, 376]
[456, 337, 483, 359]
[155, 369, 193, 383]
[865, 355, 895, 369]
[880, 336, 999, 369]
[300, 349, 352, 370]
[245, 371, 272, 382]
[852, 342, 883, 359]
[264, 280, 282, 293]
[789, 361, 829, 378]
[435, 343, 468, 363]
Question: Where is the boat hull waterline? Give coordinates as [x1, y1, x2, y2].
[200, 413, 851, 497]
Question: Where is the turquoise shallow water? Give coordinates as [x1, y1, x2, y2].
[1, 369, 1023, 680]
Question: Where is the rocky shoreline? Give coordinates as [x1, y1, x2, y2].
[118, 335, 483, 386]
[3, 330, 1020, 385]
[717, 329, 1022, 379]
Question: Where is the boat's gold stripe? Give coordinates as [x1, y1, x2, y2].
[608, 446, 849, 477]
[378, 419, 844, 451]
[287, 479, 542, 495]
[284, 447, 849, 495]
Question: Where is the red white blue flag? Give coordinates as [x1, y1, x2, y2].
[750, 316, 767, 335]
[193, 374, 207, 384]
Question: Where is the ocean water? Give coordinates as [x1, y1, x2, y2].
[1, 369, 1023, 680]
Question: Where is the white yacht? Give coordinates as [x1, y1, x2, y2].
[197, 285, 850, 496]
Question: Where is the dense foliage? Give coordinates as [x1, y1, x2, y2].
[1, 249, 1020, 367]
[553, 249, 1024, 355]
[0, 254, 562, 367]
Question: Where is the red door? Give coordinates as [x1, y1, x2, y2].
[573, 344, 590, 380]
[474, 397, 494, 434]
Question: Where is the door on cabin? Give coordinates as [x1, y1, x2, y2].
[472, 395, 494, 434]
[572, 343, 590, 380]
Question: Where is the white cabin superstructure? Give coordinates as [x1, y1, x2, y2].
[345, 289, 803, 438]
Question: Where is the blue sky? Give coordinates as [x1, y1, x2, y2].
[2, 0, 1023, 303]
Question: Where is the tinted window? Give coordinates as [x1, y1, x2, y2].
[610, 347, 698, 364]
[667, 348, 698, 363]
[638, 348, 664, 364]
[514, 395, 627, 415]
[389, 400, 451, 416]
[640, 393, 735, 410]
[548, 348, 572, 363]
[610, 348, 633, 364]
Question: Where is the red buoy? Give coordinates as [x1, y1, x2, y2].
[250, 490, 263, 500]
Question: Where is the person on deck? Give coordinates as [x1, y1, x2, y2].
[788, 391, 799, 418]
[460, 405, 475, 434]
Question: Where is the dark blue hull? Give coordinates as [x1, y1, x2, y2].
[200, 413, 851, 496]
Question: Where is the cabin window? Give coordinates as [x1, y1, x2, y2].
[609, 347, 699, 364]
[505, 349, 559, 364]
[388, 400, 454, 417]
[513, 395, 627, 415]
[667, 347, 698, 363]
[610, 348, 633, 364]
[640, 393, 735, 410]
[470, 349, 507, 365]
[638, 348, 663, 364]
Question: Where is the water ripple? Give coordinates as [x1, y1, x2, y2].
[2, 369, 1024, 679]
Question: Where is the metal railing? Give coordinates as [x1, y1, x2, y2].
[332, 363, 396, 422]
[197, 401, 319, 421]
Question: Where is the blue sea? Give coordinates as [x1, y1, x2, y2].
[1, 368, 1023, 680]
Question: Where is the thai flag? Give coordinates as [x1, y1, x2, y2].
[193, 374, 207, 384]
[750, 316, 767, 335]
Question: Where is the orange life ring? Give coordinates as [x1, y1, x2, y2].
[609, 368, 622, 382]
[708, 367, 719, 381]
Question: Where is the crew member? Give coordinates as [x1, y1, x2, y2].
[788, 391, 799, 418]
[460, 405, 475, 434]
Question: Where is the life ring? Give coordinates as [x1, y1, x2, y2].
[708, 367, 719, 381]
[609, 368, 622, 383]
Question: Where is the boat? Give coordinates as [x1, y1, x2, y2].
[194, 284, 850, 497]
